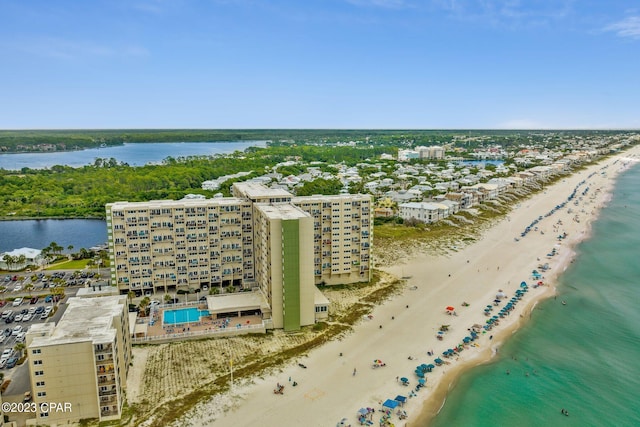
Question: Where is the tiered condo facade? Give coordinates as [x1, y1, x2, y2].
[106, 183, 373, 330]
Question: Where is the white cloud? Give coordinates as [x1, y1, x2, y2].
[430, 0, 574, 29]
[0, 37, 150, 60]
[603, 16, 640, 39]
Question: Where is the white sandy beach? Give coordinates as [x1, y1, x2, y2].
[173, 147, 640, 427]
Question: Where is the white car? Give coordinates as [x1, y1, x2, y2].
[1, 310, 12, 319]
[0, 335, 5, 344]
[13, 285, 22, 292]
[28, 307, 37, 315]
[22, 314, 32, 322]
[1, 348, 12, 360]
[44, 306, 53, 315]
[14, 314, 23, 322]
[12, 325, 22, 335]
[15, 332, 26, 342]
[12, 298, 23, 307]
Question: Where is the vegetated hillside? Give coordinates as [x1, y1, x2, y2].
[0, 144, 391, 218]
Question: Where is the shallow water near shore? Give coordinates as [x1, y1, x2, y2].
[427, 163, 640, 426]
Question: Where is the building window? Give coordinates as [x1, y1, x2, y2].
[40, 412, 49, 418]
[37, 391, 47, 397]
[36, 381, 45, 387]
[33, 360, 43, 365]
[32, 349, 42, 354]
[35, 371, 44, 376]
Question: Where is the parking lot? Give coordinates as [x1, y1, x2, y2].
[0, 268, 107, 391]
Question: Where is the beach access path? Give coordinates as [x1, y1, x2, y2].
[168, 147, 640, 427]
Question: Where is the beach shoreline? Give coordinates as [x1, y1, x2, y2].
[405, 150, 640, 426]
[168, 147, 640, 427]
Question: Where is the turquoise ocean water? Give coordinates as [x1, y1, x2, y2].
[429, 162, 640, 427]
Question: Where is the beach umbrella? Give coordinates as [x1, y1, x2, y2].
[446, 306, 455, 311]
[418, 378, 426, 384]
[435, 358, 443, 364]
[463, 337, 471, 343]
[382, 399, 399, 410]
[496, 291, 507, 299]
[521, 282, 528, 288]
[484, 308, 491, 313]
[427, 364, 435, 369]
[358, 408, 368, 416]
[395, 395, 407, 404]
[400, 377, 408, 383]
[415, 371, 424, 378]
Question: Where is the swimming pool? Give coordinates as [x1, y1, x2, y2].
[163, 307, 209, 325]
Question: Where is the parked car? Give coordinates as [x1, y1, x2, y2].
[1, 348, 13, 360]
[1, 310, 11, 319]
[30, 297, 38, 304]
[12, 297, 23, 307]
[28, 307, 36, 315]
[22, 314, 32, 322]
[0, 359, 6, 369]
[44, 295, 53, 303]
[40, 312, 49, 320]
[24, 391, 32, 402]
[35, 306, 45, 314]
[4, 315, 14, 324]
[3, 328, 11, 337]
[14, 314, 23, 322]
[13, 285, 22, 292]
[6, 356, 19, 368]
[0, 335, 5, 344]
[12, 325, 22, 335]
[15, 331, 26, 342]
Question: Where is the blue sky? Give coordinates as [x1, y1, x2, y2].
[1, 0, 639, 129]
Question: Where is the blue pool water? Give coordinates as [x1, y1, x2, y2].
[163, 307, 209, 325]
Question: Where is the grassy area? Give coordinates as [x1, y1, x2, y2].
[46, 259, 91, 270]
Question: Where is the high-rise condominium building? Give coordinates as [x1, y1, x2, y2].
[106, 183, 373, 330]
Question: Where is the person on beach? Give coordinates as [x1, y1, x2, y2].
[353, 368, 357, 376]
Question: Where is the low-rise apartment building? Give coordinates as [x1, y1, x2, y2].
[25, 296, 131, 425]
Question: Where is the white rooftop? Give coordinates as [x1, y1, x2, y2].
[206, 291, 269, 314]
[29, 296, 126, 347]
[108, 197, 248, 209]
[1, 247, 41, 258]
[233, 182, 292, 198]
[255, 203, 310, 220]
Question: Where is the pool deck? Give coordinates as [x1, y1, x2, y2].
[142, 304, 264, 339]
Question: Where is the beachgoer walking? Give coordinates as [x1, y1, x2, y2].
[353, 368, 357, 376]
